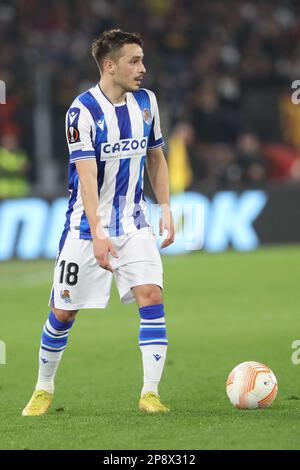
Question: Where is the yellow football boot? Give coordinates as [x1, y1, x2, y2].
[22, 390, 53, 416]
[139, 392, 170, 413]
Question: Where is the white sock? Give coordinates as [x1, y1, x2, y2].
[36, 348, 64, 393]
[140, 344, 167, 396]
[35, 311, 75, 394]
[139, 304, 168, 397]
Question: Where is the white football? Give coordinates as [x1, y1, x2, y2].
[226, 361, 278, 409]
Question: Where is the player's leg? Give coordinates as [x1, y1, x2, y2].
[22, 307, 78, 416]
[35, 307, 78, 394]
[112, 228, 169, 412]
[22, 233, 112, 416]
[132, 284, 169, 412]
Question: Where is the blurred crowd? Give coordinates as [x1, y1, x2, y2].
[1, 0, 300, 197]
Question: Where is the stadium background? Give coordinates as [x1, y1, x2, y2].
[1, 0, 300, 451]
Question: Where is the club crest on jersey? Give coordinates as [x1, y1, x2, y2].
[143, 108, 152, 125]
[67, 126, 80, 143]
[101, 137, 147, 161]
[60, 289, 72, 303]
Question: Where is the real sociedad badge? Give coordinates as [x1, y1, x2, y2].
[60, 289, 72, 303]
[143, 108, 151, 125]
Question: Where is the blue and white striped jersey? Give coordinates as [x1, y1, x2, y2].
[63, 84, 164, 239]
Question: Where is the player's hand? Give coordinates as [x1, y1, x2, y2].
[93, 237, 118, 272]
[159, 205, 175, 249]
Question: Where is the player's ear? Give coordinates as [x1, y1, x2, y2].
[103, 58, 116, 75]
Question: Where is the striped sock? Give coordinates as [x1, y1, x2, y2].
[35, 310, 75, 393]
[139, 304, 168, 397]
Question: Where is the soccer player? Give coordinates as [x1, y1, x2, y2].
[22, 29, 175, 416]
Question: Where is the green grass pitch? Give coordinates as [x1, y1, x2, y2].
[0, 246, 300, 450]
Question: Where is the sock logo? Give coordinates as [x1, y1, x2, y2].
[41, 357, 49, 364]
[153, 354, 161, 362]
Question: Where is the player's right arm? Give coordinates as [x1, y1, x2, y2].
[65, 100, 117, 272]
[75, 159, 118, 272]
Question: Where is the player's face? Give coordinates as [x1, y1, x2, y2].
[113, 44, 146, 92]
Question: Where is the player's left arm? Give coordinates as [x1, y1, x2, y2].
[146, 146, 175, 248]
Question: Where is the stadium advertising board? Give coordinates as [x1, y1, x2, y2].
[0, 187, 299, 260]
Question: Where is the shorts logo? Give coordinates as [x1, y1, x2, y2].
[101, 138, 147, 161]
[67, 126, 80, 143]
[143, 108, 151, 125]
[60, 289, 72, 303]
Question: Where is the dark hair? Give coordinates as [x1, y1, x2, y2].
[91, 29, 143, 72]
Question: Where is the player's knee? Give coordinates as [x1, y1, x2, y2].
[52, 307, 78, 322]
[137, 285, 163, 307]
